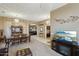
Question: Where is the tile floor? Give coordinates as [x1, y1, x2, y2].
[1, 36, 62, 56]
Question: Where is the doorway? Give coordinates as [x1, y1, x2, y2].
[46, 26, 50, 38]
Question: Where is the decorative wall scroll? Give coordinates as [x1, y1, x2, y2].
[55, 16, 79, 24]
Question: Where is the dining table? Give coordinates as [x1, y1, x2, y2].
[7, 34, 31, 45]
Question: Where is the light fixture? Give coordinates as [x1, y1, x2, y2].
[14, 19, 19, 23]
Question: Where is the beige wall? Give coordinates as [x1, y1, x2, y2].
[50, 3, 79, 41]
[0, 21, 4, 29]
[0, 18, 5, 30]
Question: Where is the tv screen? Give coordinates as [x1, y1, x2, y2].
[55, 31, 77, 42]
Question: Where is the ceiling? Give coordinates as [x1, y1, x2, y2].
[0, 3, 67, 22]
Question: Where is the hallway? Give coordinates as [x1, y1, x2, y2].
[9, 36, 61, 56]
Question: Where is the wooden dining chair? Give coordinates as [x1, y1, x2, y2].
[20, 34, 27, 43]
[0, 47, 8, 56]
[0, 36, 9, 56]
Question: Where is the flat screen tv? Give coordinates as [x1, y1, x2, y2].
[54, 31, 77, 42]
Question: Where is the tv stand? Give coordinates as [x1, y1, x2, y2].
[51, 40, 79, 56]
